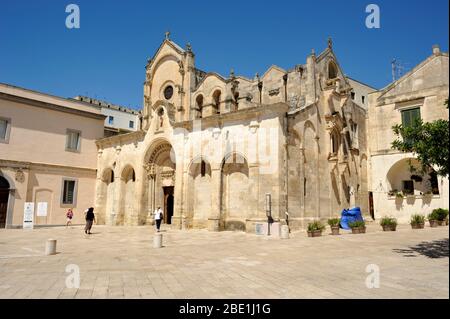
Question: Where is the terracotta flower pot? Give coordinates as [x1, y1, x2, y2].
[351, 226, 366, 234]
[437, 220, 446, 226]
[331, 226, 340, 235]
[307, 230, 322, 237]
[382, 224, 397, 231]
[411, 223, 425, 229]
[429, 220, 439, 228]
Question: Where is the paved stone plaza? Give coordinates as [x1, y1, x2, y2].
[0, 223, 448, 299]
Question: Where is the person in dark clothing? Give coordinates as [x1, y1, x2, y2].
[84, 207, 96, 234]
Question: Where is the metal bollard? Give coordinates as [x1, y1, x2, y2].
[153, 233, 163, 248]
[45, 239, 57, 255]
[281, 225, 289, 239]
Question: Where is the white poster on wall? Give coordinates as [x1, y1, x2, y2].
[37, 202, 48, 217]
[23, 202, 34, 230]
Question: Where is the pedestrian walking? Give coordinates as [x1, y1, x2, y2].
[66, 208, 74, 228]
[154, 206, 163, 232]
[84, 207, 96, 234]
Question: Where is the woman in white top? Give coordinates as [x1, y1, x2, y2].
[154, 207, 163, 232]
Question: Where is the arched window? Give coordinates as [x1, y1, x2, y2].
[328, 61, 338, 79]
[201, 160, 206, 177]
[196, 95, 204, 118]
[233, 92, 239, 111]
[331, 131, 340, 154]
[212, 90, 221, 114]
[110, 170, 115, 183]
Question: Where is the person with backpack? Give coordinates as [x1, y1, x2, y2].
[84, 207, 96, 234]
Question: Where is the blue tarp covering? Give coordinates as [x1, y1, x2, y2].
[340, 207, 364, 230]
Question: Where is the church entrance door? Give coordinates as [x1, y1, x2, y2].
[163, 186, 174, 224]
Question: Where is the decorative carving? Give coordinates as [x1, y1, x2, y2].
[288, 95, 299, 111]
[178, 60, 184, 75]
[147, 143, 173, 164]
[15, 169, 25, 183]
[144, 163, 156, 177]
[269, 88, 280, 96]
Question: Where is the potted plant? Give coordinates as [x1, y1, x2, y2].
[328, 218, 340, 235]
[410, 214, 425, 229]
[395, 192, 404, 199]
[388, 189, 398, 197]
[349, 220, 366, 234]
[428, 211, 439, 228]
[380, 216, 397, 231]
[307, 221, 325, 237]
[432, 208, 449, 226]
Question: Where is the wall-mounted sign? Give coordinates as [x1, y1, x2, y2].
[23, 202, 34, 230]
[37, 202, 48, 217]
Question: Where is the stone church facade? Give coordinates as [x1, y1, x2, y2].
[95, 36, 372, 232]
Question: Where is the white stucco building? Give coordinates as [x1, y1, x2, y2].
[367, 45, 449, 222]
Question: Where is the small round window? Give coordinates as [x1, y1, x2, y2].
[164, 85, 174, 100]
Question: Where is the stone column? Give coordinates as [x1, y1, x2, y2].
[111, 174, 123, 226]
[94, 176, 105, 225]
[172, 162, 184, 230]
[207, 167, 222, 231]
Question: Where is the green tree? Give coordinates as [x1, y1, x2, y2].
[391, 100, 449, 177]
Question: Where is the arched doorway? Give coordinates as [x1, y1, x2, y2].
[221, 153, 249, 231]
[164, 188, 174, 224]
[0, 176, 10, 228]
[144, 140, 176, 225]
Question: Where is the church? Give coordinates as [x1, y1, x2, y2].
[94, 34, 373, 232]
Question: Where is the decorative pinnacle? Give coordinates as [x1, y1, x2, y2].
[328, 36, 333, 49]
[165, 31, 170, 40]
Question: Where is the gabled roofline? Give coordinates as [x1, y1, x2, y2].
[377, 52, 449, 99]
[146, 39, 186, 70]
[345, 76, 378, 90]
[261, 65, 287, 79]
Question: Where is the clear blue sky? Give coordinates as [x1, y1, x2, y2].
[1, 0, 448, 110]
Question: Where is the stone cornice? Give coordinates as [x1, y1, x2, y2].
[173, 103, 289, 131]
[0, 92, 106, 121]
[0, 159, 97, 173]
[96, 130, 146, 148]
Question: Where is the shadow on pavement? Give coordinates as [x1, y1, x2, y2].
[393, 238, 449, 259]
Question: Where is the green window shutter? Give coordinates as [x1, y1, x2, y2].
[401, 107, 421, 127]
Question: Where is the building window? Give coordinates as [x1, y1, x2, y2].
[66, 129, 81, 152]
[350, 92, 355, 100]
[196, 95, 204, 118]
[62, 179, 77, 205]
[129, 120, 134, 129]
[401, 107, 421, 128]
[164, 85, 174, 100]
[402, 180, 414, 195]
[201, 160, 206, 177]
[328, 61, 338, 79]
[108, 116, 114, 125]
[0, 117, 11, 144]
[429, 171, 440, 195]
[361, 96, 365, 104]
[212, 90, 221, 114]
